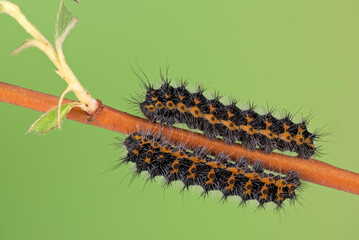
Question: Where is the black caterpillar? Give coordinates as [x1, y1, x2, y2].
[122, 132, 301, 207]
[139, 81, 317, 159]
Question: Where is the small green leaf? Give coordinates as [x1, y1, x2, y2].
[28, 102, 79, 134]
[55, 0, 78, 46]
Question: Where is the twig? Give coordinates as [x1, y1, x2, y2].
[1, 81, 359, 195]
[0, 1, 99, 114]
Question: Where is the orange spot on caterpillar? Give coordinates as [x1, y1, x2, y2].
[279, 131, 292, 142]
[141, 138, 151, 145]
[243, 180, 253, 195]
[240, 125, 257, 135]
[172, 150, 188, 159]
[151, 142, 160, 149]
[259, 129, 277, 139]
[145, 150, 153, 163]
[160, 145, 172, 153]
[187, 164, 197, 179]
[259, 185, 269, 200]
[145, 105, 156, 112]
[244, 172, 261, 180]
[189, 107, 203, 118]
[206, 161, 224, 169]
[188, 156, 206, 163]
[132, 134, 143, 141]
[206, 169, 215, 185]
[283, 122, 291, 130]
[166, 101, 175, 110]
[275, 179, 287, 188]
[225, 174, 236, 190]
[155, 101, 165, 109]
[246, 113, 254, 123]
[194, 97, 201, 105]
[265, 118, 273, 128]
[293, 135, 304, 145]
[171, 160, 180, 174]
[204, 114, 220, 124]
[305, 140, 315, 150]
[210, 104, 216, 113]
[132, 144, 142, 155]
[226, 167, 245, 175]
[221, 120, 239, 130]
[176, 103, 188, 113]
[259, 118, 276, 139]
[178, 94, 185, 101]
[261, 177, 275, 185]
[227, 109, 234, 118]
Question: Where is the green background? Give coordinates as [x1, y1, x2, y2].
[1, 0, 359, 239]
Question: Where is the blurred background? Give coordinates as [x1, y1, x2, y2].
[1, 0, 359, 239]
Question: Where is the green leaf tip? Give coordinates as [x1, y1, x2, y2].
[27, 102, 79, 134]
[55, 0, 78, 45]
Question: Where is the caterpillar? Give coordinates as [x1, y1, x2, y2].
[139, 80, 317, 159]
[121, 131, 301, 207]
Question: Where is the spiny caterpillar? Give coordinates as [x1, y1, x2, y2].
[122, 132, 301, 207]
[139, 80, 317, 159]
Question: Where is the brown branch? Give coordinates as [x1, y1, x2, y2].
[1, 81, 359, 195]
